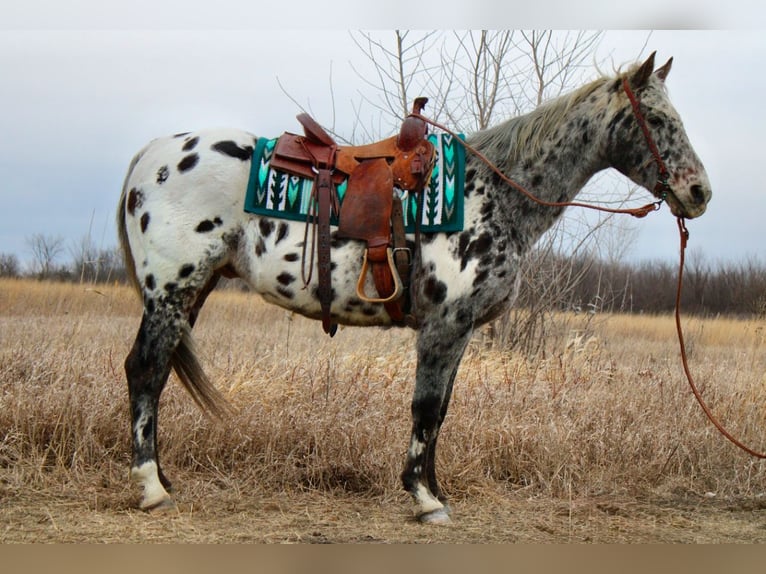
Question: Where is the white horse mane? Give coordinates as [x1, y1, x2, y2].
[468, 64, 647, 166]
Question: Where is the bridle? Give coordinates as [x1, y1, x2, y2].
[621, 77, 673, 205]
[414, 79, 766, 460]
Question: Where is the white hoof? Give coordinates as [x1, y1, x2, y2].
[418, 508, 452, 525]
[141, 497, 178, 513]
[132, 462, 174, 512]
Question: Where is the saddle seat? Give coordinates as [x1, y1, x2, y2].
[269, 98, 436, 335]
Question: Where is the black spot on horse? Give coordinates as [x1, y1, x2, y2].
[140, 212, 150, 233]
[479, 253, 494, 267]
[145, 298, 156, 314]
[455, 307, 473, 328]
[255, 238, 266, 257]
[480, 200, 495, 222]
[178, 153, 199, 173]
[142, 416, 153, 442]
[473, 269, 490, 286]
[460, 232, 493, 271]
[127, 188, 144, 215]
[276, 286, 294, 299]
[196, 220, 215, 233]
[178, 264, 195, 279]
[277, 272, 295, 286]
[145, 274, 156, 290]
[531, 174, 543, 187]
[330, 232, 351, 249]
[284, 253, 300, 262]
[173, 132, 190, 138]
[258, 218, 275, 238]
[424, 275, 448, 304]
[211, 140, 254, 161]
[157, 166, 169, 184]
[182, 136, 199, 151]
[311, 285, 337, 303]
[458, 231, 471, 261]
[164, 282, 177, 292]
[276, 223, 289, 244]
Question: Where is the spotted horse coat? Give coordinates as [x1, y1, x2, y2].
[117, 53, 711, 523]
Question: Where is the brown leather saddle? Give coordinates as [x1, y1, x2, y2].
[269, 98, 436, 336]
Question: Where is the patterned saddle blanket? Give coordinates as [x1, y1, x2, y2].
[244, 133, 465, 233]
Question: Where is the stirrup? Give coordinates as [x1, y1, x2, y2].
[356, 248, 403, 304]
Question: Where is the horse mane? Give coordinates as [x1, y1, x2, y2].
[468, 64, 643, 167]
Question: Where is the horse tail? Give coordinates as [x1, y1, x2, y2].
[117, 153, 228, 418]
[171, 324, 228, 418]
[116, 153, 142, 295]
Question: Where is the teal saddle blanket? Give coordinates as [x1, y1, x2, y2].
[244, 133, 465, 233]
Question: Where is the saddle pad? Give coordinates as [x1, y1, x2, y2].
[244, 133, 465, 233]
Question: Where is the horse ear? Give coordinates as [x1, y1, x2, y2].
[655, 57, 673, 82]
[630, 51, 656, 89]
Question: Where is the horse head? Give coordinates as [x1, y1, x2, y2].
[608, 52, 712, 219]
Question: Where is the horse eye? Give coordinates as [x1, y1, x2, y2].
[648, 116, 665, 127]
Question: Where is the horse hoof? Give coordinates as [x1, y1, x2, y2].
[141, 497, 178, 514]
[418, 508, 452, 525]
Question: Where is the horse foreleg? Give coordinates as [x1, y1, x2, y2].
[424, 368, 457, 505]
[402, 321, 472, 524]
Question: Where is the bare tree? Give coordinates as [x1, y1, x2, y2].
[26, 233, 65, 279]
[0, 253, 20, 278]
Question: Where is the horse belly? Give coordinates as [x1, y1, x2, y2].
[239, 221, 395, 328]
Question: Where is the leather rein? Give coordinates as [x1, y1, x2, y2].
[412, 78, 766, 460]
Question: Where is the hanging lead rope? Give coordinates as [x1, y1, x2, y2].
[674, 217, 766, 459]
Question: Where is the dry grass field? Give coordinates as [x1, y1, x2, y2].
[2, 277, 766, 543]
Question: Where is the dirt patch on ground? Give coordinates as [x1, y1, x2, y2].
[3, 472, 766, 543]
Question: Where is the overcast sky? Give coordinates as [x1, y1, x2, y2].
[2, 4, 765, 269]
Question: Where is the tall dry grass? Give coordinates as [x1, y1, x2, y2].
[1, 278, 766, 505]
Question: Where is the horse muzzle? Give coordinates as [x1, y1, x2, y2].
[664, 175, 711, 219]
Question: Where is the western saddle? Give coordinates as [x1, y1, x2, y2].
[269, 98, 436, 336]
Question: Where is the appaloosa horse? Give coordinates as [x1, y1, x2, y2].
[117, 53, 710, 523]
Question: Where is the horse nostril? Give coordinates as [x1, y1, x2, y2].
[690, 184, 706, 205]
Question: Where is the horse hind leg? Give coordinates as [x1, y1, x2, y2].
[125, 306, 182, 511]
[125, 274, 225, 511]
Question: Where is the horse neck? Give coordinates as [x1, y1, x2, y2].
[468, 82, 613, 249]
